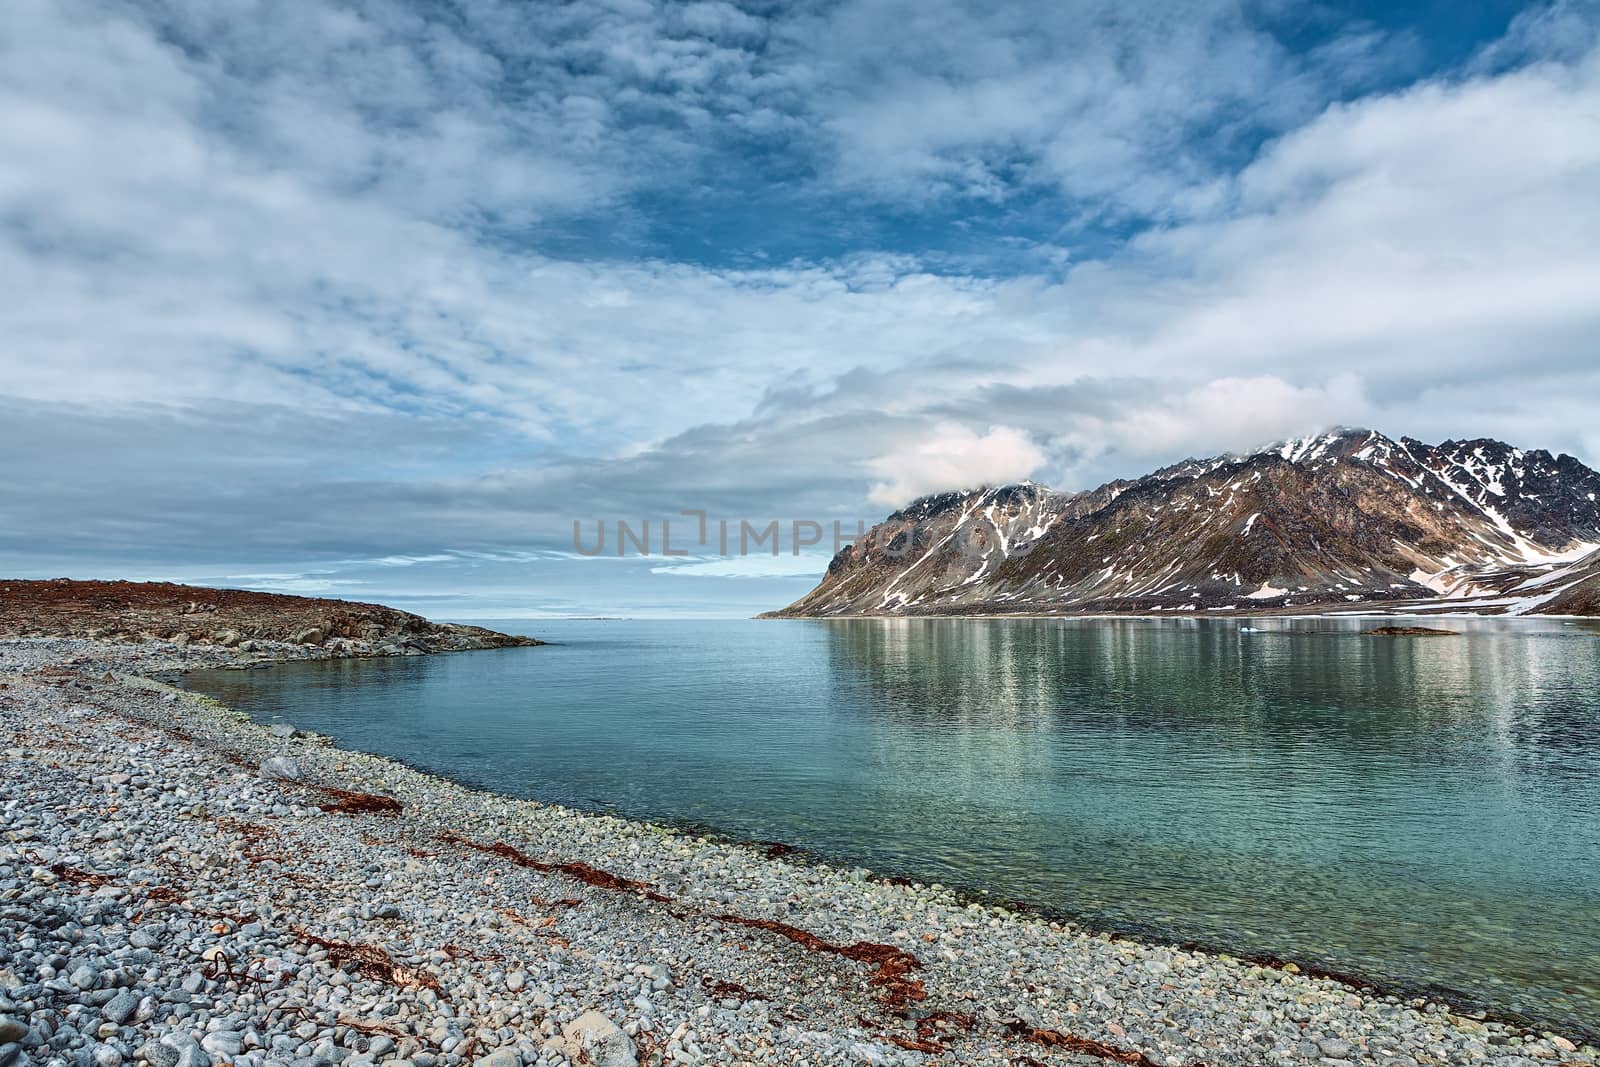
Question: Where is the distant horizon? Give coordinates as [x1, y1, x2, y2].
[11, 420, 1598, 619]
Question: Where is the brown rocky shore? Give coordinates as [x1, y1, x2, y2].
[0, 580, 539, 658]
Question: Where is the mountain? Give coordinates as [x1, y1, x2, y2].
[770, 429, 1600, 617]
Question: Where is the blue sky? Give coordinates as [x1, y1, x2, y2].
[3, 0, 1599, 619]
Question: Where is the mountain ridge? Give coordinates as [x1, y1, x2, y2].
[769, 429, 1600, 617]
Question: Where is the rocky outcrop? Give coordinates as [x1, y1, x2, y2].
[1528, 549, 1600, 616]
[0, 579, 541, 652]
[771, 429, 1600, 617]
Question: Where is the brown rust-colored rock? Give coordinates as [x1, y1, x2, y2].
[0, 578, 540, 650]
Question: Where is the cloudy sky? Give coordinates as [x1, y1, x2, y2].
[4, 0, 1599, 619]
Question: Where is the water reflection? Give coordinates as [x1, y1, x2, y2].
[184, 617, 1600, 1036]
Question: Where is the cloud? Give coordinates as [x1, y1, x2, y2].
[1067, 375, 1373, 464]
[3, 1, 1600, 617]
[793, 0, 1401, 217]
[650, 555, 833, 578]
[867, 425, 1045, 506]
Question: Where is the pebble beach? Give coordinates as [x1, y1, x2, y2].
[2, 637, 1596, 1067]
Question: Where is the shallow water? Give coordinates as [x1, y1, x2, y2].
[183, 616, 1600, 1036]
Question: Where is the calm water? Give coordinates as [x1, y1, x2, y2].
[183, 617, 1600, 1036]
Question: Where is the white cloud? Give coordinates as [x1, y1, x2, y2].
[1063, 375, 1372, 467]
[799, 0, 1383, 214]
[650, 555, 833, 578]
[868, 424, 1045, 506]
[3, 0, 1600, 617]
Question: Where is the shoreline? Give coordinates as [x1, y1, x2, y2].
[173, 651, 1577, 1043]
[3, 637, 1597, 1067]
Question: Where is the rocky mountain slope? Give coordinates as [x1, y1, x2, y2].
[772, 430, 1600, 617]
[0, 579, 540, 653]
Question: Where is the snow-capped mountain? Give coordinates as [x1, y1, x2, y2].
[770, 429, 1600, 617]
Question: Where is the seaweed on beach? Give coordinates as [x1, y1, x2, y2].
[710, 913, 926, 1011]
[885, 1033, 947, 1053]
[337, 1016, 409, 1040]
[875, 1009, 974, 1054]
[700, 975, 766, 1001]
[34, 857, 111, 887]
[293, 926, 443, 994]
[440, 942, 504, 964]
[434, 831, 931, 1013]
[917, 1009, 975, 1041]
[1238, 951, 1380, 992]
[201, 950, 273, 989]
[436, 832, 674, 902]
[214, 815, 279, 862]
[314, 785, 403, 815]
[1003, 1020, 1203, 1067]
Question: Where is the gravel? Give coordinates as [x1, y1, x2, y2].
[2, 636, 1596, 1067]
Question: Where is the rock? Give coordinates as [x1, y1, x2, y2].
[503, 971, 525, 993]
[214, 631, 241, 648]
[473, 1050, 518, 1067]
[70, 965, 99, 990]
[1551, 1035, 1578, 1053]
[1318, 1037, 1353, 1058]
[631, 962, 671, 987]
[91, 1045, 122, 1067]
[100, 992, 138, 1025]
[269, 723, 297, 739]
[259, 756, 302, 782]
[159, 1032, 210, 1067]
[560, 1012, 634, 1067]
[0, 1044, 19, 1067]
[292, 628, 324, 645]
[137, 1039, 178, 1067]
[0, 1023, 25, 1045]
[199, 1033, 242, 1058]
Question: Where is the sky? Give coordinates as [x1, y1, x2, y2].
[3, 0, 1599, 620]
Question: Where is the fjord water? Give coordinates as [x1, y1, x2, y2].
[184, 617, 1600, 1035]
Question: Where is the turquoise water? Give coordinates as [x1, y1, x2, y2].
[182, 617, 1600, 1037]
